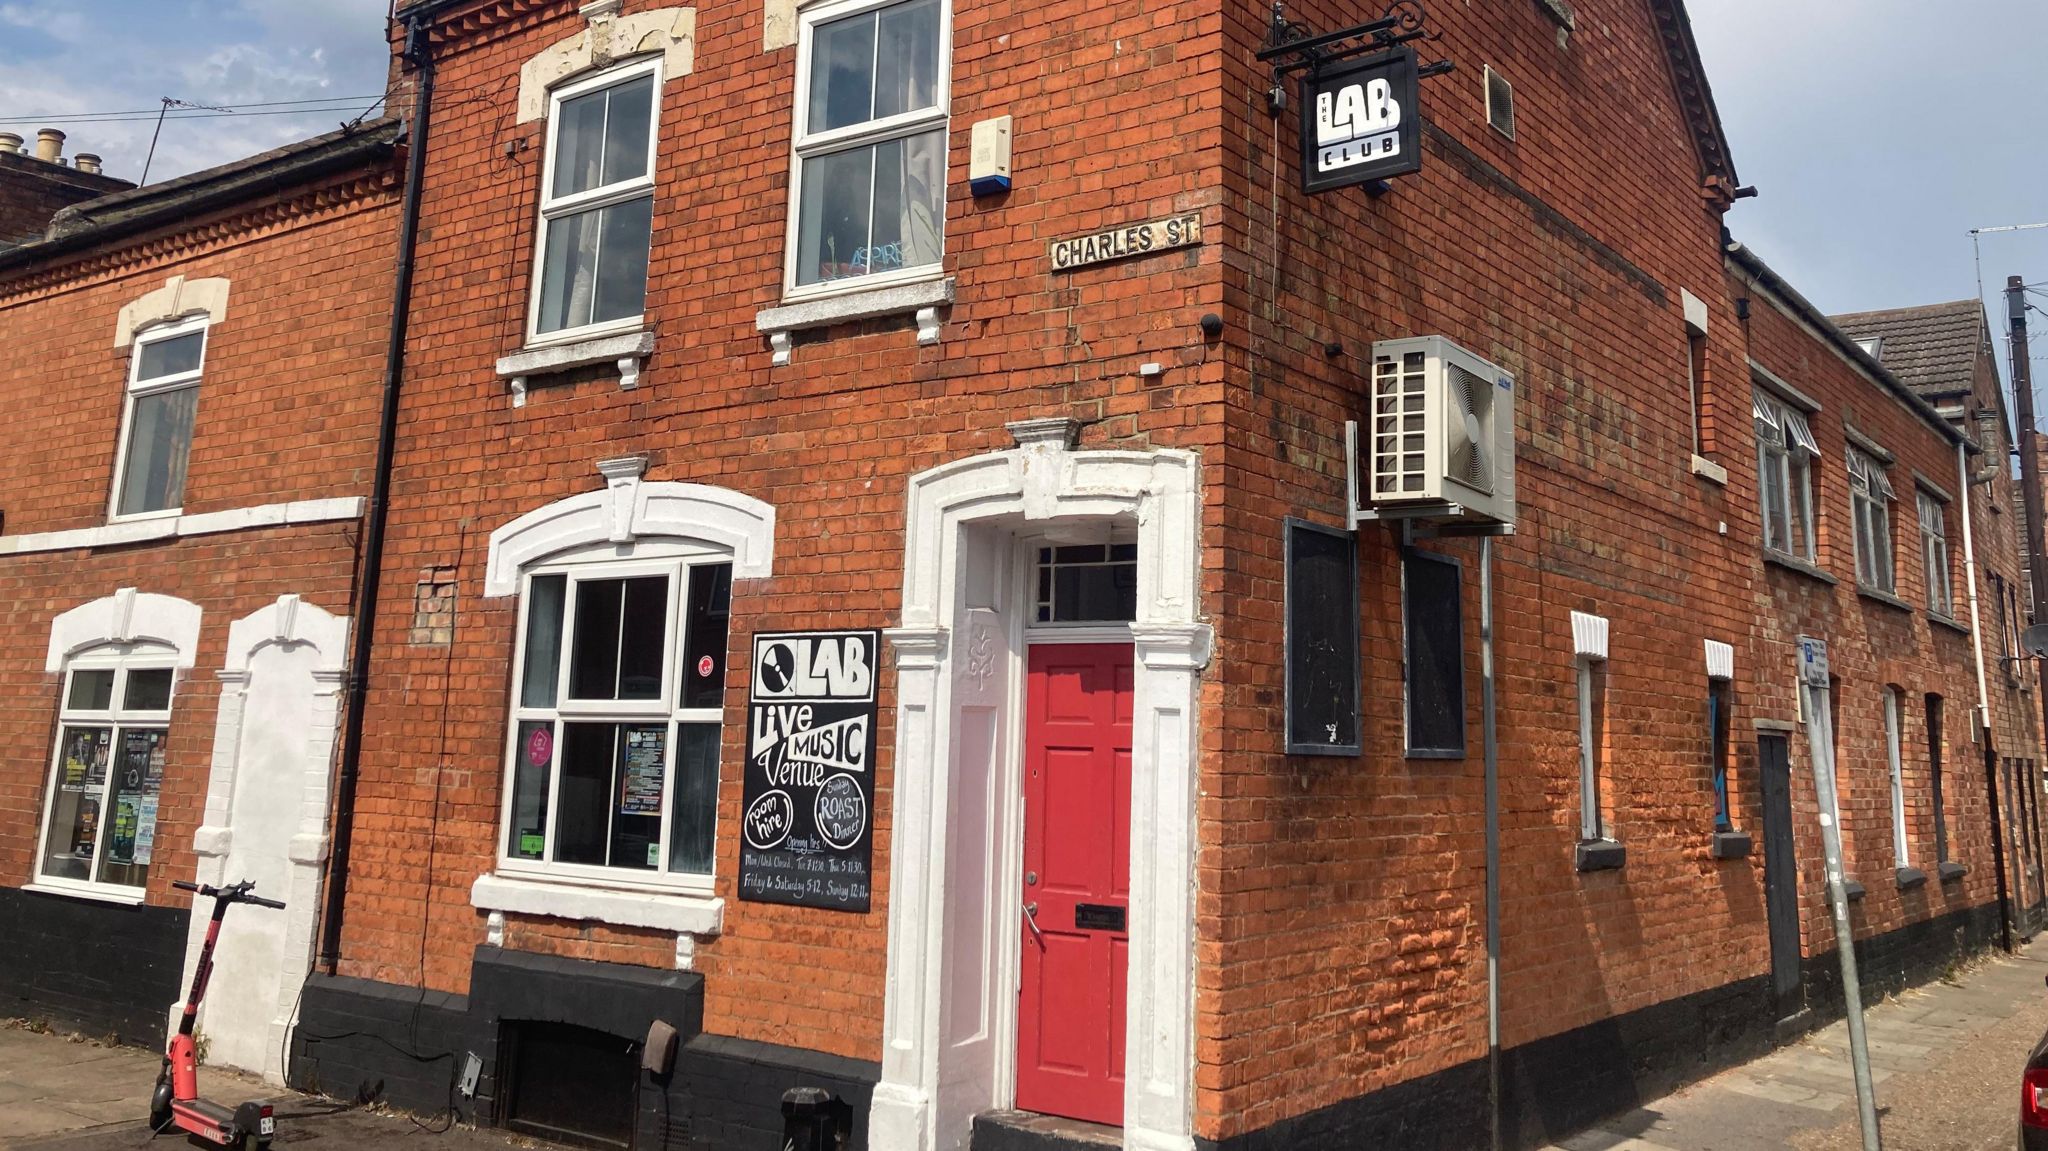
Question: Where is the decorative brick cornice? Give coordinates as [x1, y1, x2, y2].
[0, 170, 399, 304]
[409, 0, 576, 54]
[1646, 0, 1738, 194]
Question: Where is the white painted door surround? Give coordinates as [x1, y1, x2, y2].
[869, 419, 1210, 1151]
[178, 595, 348, 1083]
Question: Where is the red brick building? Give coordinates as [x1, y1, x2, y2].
[0, 1, 2034, 1149]
[0, 123, 401, 1079]
[274, 0, 2045, 1148]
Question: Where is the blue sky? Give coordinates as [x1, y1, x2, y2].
[2, 1, 2041, 377]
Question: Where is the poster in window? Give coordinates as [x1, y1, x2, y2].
[61, 728, 109, 792]
[618, 726, 666, 816]
[739, 630, 879, 912]
[1285, 519, 1362, 755]
[1402, 550, 1467, 757]
[71, 798, 99, 858]
[133, 795, 159, 866]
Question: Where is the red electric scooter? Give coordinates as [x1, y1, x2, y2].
[150, 879, 285, 1148]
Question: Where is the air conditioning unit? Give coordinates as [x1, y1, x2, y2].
[1351, 336, 1517, 526]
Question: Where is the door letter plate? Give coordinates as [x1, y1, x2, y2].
[1074, 903, 1126, 933]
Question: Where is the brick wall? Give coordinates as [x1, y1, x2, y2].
[338, 0, 1227, 1064]
[0, 164, 398, 910]
[1196, 0, 1769, 1139]
[1733, 260, 2022, 961]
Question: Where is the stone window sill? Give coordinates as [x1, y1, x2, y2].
[1895, 866, 1928, 891]
[1938, 861, 1968, 883]
[755, 276, 953, 366]
[22, 880, 146, 906]
[470, 872, 722, 936]
[1857, 584, 1912, 613]
[1842, 878, 1866, 902]
[495, 329, 655, 408]
[1765, 551, 1837, 585]
[1576, 839, 1626, 872]
[0, 497, 364, 557]
[1929, 612, 1971, 637]
[1711, 830, 1753, 860]
[1690, 454, 1728, 486]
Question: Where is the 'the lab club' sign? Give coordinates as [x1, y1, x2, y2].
[1300, 46, 1422, 193]
[739, 630, 879, 912]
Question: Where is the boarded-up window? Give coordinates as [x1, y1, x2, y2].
[1285, 519, 1360, 756]
[1402, 550, 1465, 757]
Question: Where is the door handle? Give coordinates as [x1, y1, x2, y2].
[1023, 901, 1045, 947]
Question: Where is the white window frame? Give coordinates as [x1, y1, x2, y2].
[1918, 489, 1952, 616]
[496, 544, 728, 894]
[1578, 656, 1606, 841]
[784, 0, 953, 303]
[1848, 446, 1896, 592]
[526, 56, 663, 348]
[1885, 685, 1908, 867]
[1754, 389, 1818, 562]
[109, 315, 208, 523]
[33, 648, 176, 901]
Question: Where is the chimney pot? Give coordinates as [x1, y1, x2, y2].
[74, 153, 101, 175]
[34, 128, 64, 164]
[0, 132, 21, 155]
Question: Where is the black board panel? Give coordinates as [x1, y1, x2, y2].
[1285, 519, 1361, 756]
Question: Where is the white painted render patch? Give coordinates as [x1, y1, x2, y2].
[179, 595, 349, 1084]
[1, 497, 364, 558]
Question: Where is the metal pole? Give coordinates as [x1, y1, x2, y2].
[1481, 535, 1501, 1151]
[1802, 661, 1882, 1150]
[2010, 275, 2048, 934]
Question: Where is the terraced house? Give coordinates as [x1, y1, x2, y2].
[0, 1, 2041, 1150]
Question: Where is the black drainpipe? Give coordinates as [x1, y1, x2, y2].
[320, 10, 435, 973]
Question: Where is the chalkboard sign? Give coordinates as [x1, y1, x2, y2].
[1285, 519, 1361, 756]
[739, 630, 879, 912]
[1402, 550, 1467, 758]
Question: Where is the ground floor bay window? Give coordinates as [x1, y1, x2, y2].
[501, 549, 732, 887]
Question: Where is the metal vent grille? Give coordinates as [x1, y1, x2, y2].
[1486, 66, 1514, 139]
[1372, 350, 1430, 497]
[1446, 360, 1494, 494]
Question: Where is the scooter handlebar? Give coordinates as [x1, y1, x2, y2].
[245, 895, 287, 910]
[172, 880, 202, 892]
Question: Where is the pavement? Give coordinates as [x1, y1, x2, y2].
[1547, 938, 2048, 1151]
[0, 1021, 530, 1150]
[5, 940, 2046, 1151]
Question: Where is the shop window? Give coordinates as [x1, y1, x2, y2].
[112, 317, 206, 519]
[37, 654, 173, 894]
[1848, 447, 1896, 593]
[532, 59, 659, 341]
[502, 549, 731, 887]
[1401, 549, 1466, 758]
[1753, 389, 1818, 562]
[1034, 543, 1136, 624]
[789, 0, 948, 294]
[1918, 490, 1952, 616]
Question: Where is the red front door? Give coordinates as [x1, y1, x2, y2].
[1016, 643, 1133, 1126]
